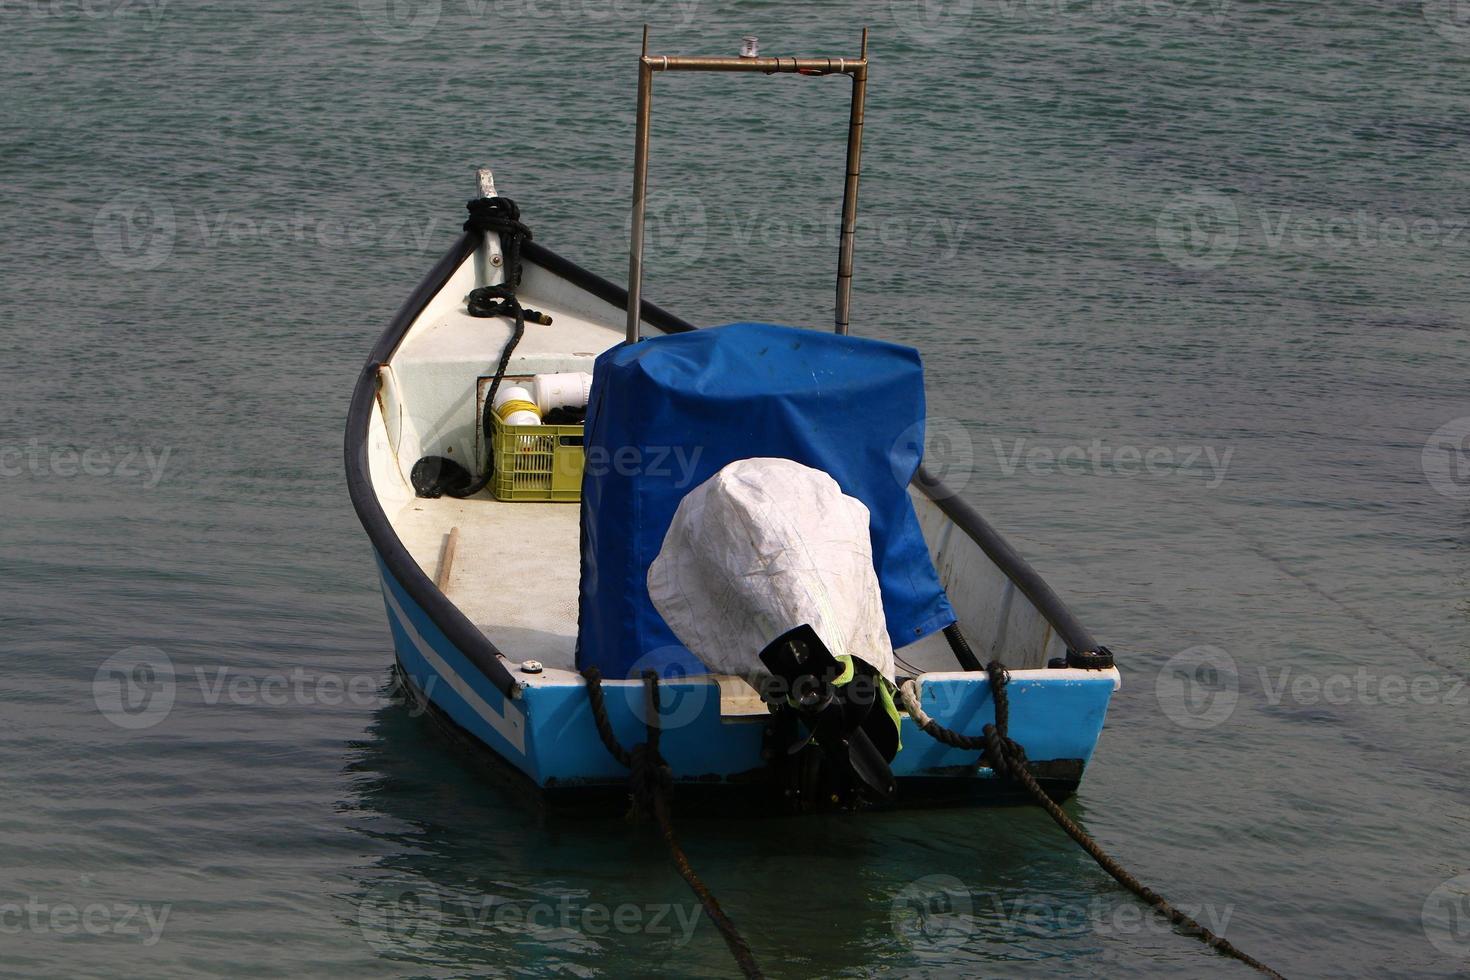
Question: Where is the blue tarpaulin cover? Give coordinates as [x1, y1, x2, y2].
[575, 322, 956, 678]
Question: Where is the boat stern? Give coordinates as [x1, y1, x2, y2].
[500, 659, 1121, 809]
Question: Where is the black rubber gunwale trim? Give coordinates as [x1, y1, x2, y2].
[523, 240, 697, 336]
[344, 231, 522, 694]
[914, 466, 1103, 657]
[344, 233, 698, 700]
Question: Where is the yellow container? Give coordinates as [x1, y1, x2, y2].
[488, 411, 584, 502]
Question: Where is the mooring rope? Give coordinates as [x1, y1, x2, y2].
[444, 196, 552, 499]
[898, 668, 1285, 979]
[582, 667, 764, 980]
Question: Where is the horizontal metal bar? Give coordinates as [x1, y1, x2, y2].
[641, 55, 865, 75]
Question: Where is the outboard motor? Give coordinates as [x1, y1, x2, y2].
[649, 457, 904, 808]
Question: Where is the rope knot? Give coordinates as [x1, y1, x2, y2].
[980, 723, 1027, 778]
[464, 195, 529, 236]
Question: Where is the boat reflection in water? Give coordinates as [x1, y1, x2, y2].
[339, 675, 1110, 976]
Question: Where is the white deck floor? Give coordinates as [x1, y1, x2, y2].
[390, 491, 960, 678]
[392, 494, 583, 669]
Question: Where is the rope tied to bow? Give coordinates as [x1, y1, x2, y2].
[463, 196, 552, 326]
[432, 196, 553, 499]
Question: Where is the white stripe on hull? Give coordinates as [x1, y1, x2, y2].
[382, 579, 527, 754]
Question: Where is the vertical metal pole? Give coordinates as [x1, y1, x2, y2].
[626, 27, 654, 344]
[834, 28, 869, 336]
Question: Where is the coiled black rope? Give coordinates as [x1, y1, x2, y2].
[464, 196, 552, 326]
[900, 665, 1285, 979]
[582, 667, 764, 980]
[443, 197, 552, 499]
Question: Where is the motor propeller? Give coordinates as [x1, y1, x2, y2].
[758, 624, 896, 802]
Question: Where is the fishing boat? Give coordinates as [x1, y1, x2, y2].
[344, 32, 1121, 813]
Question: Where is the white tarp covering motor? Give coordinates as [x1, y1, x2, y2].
[647, 457, 896, 687]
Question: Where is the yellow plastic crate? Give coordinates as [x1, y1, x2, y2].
[488, 412, 584, 502]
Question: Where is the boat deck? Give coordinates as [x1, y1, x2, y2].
[391, 492, 959, 678]
[393, 494, 582, 669]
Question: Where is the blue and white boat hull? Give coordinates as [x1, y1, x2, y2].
[375, 548, 1118, 805]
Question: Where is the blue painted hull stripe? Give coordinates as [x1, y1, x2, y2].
[381, 578, 527, 754]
